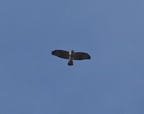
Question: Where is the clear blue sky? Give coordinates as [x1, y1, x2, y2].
[0, 0, 144, 114]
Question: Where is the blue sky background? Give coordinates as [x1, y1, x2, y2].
[0, 0, 144, 114]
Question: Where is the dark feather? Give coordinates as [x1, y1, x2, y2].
[51, 50, 69, 59]
[74, 52, 91, 60]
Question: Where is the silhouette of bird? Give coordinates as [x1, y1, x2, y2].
[51, 50, 91, 66]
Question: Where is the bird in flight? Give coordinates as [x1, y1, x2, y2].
[51, 50, 91, 66]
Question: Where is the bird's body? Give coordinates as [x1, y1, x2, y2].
[68, 50, 74, 65]
[51, 50, 91, 66]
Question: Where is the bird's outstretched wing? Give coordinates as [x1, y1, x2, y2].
[51, 50, 69, 59]
[74, 52, 91, 60]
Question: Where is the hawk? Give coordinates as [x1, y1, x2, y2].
[51, 50, 91, 66]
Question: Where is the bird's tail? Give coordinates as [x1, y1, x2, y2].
[68, 59, 73, 66]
